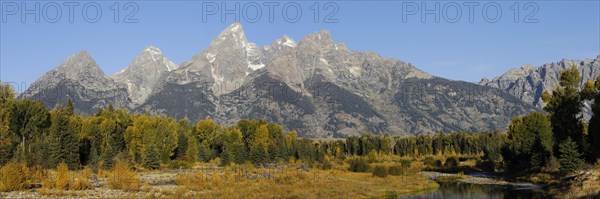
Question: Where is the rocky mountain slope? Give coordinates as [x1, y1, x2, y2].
[20, 23, 539, 137]
[18, 51, 129, 113]
[480, 56, 600, 108]
[111, 46, 178, 106]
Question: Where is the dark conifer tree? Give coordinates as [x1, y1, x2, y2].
[48, 99, 80, 169]
[144, 145, 161, 169]
[558, 137, 584, 175]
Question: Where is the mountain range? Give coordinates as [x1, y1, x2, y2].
[480, 57, 600, 118]
[18, 23, 599, 137]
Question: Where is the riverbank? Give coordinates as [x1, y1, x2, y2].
[546, 168, 600, 198]
[421, 171, 542, 188]
[421, 169, 600, 198]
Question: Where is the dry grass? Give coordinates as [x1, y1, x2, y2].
[37, 163, 94, 196]
[3, 160, 439, 198]
[175, 171, 207, 191]
[2, 154, 444, 198]
[98, 168, 110, 178]
[172, 162, 438, 198]
[567, 167, 600, 198]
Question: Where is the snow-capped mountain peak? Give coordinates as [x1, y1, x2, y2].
[205, 22, 265, 80]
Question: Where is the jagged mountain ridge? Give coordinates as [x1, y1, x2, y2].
[480, 56, 600, 109]
[18, 51, 129, 113]
[160, 23, 266, 95]
[111, 46, 178, 106]
[21, 23, 539, 137]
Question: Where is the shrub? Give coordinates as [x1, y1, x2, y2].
[423, 157, 435, 166]
[0, 162, 28, 192]
[210, 172, 222, 187]
[108, 160, 139, 191]
[40, 163, 76, 191]
[41, 178, 54, 190]
[444, 157, 459, 168]
[209, 157, 222, 165]
[434, 160, 443, 167]
[29, 165, 46, 184]
[423, 157, 442, 167]
[97, 168, 109, 178]
[320, 161, 333, 170]
[388, 164, 402, 176]
[400, 159, 412, 169]
[176, 171, 206, 191]
[372, 165, 388, 178]
[529, 173, 552, 184]
[275, 169, 309, 184]
[55, 162, 71, 190]
[385, 191, 399, 199]
[348, 158, 370, 172]
[300, 170, 311, 180]
[367, 151, 379, 163]
[71, 167, 93, 190]
[19, 163, 31, 185]
[168, 160, 192, 169]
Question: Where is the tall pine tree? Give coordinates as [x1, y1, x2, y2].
[198, 141, 213, 162]
[144, 144, 160, 169]
[542, 66, 586, 155]
[174, 119, 190, 160]
[558, 137, 584, 175]
[48, 99, 80, 169]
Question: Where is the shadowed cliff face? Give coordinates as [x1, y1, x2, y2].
[22, 23, 542, 137]
[394, 78, 537, 134]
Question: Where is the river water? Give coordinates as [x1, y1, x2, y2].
[401, 177, 547, 199]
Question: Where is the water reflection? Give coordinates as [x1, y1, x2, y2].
[401, 181, 547, 199]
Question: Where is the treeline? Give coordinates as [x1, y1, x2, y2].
[394, 66, 600, 176]
[0, 84, 391, 169]
[393, 67, 600, 176]
[1, 66, 599, 176]
[0, 90, 327, 169]
[0, 81, 510, 170]
[498, 67, 600, 175]
[393, 132, 505, 158]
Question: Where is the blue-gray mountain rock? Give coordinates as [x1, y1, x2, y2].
[111, 46, 178, 106]
[21, 23, 540, 137]
[480, 56, 600, 119]
[18, 51, 129, 114]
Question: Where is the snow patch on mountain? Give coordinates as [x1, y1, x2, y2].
[247, 61, 265, 71]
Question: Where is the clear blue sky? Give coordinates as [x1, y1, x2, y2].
[1, 1, 599, 93]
